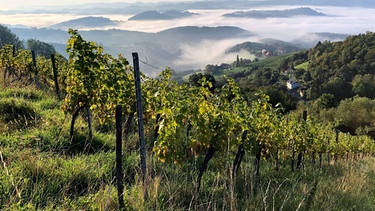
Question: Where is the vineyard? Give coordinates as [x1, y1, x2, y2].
[1, 28, 375, 210]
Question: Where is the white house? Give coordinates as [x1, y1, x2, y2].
[287, 78, 300, 90]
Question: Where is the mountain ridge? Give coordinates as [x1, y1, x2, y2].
[49, 16, 120, 29]
[128, 10, 198, 20]
[223, 7, 327, 19]
[8, 25, 253, 75]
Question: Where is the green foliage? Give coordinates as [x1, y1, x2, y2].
[312, 95, 375, 136]
[295, 61, 309, 70]
[64, 29, 106, 113]
[0, 43, 68, 92]
[27, 39, 56, 59]
[321, 77, 353, 101]
[222, 52, 306, 112]
[145, 69, 250, 172]
[245, 92, 282, 156]
[188, 72, 216, 92]
[226, 32, 375, 115]
[307, 32, 375, 100]
[352, 74, 375, 98]
[335, 96, 375, 130]
[204, 64, 232, 75]
[0, 24, 23, 50]
[261, 85, 297, 111]
[228, 40, 301, 58]
[64, 29, 135, 124]
[314, 93, 336, 110]
[2, 27, 375, 210]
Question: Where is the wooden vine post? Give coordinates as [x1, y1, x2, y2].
[31, 50, 37, 84]
[132, 52, 149, 201]
[115, 105, 125, 209]
[297, 110, 307, 170]
[31, 50, 37, 67]
[50, 54, 61, 100]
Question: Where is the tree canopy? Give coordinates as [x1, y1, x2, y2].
[27, 39, 56, 59]
[0, 24, 23, 50]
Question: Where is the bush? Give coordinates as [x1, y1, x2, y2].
[0, 98, 39, 130]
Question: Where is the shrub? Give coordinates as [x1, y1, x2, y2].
[0, 98, 39, 130]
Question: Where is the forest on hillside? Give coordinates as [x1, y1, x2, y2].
[204, 31, 375, 137]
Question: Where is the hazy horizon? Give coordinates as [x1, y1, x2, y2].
[3, 6, 374, 39]
[1, 1, 375, 74]
[1, 0, 199, 10]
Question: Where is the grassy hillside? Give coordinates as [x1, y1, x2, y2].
[1, 81, 375, 210]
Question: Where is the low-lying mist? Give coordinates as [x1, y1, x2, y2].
[2, 5, 375, 74]
[174, 38, 256, 69]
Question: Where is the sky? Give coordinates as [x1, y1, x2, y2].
[1, 0, 195, 10]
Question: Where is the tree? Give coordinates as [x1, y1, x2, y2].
[335, 96, 375, 130]
[303, 70, 312, 83]
[322, 77, 352, 102]
[364, 48, 375, 65]
[352, 74, 375, 99]
[27, 39, 56, 59]
[315, 93, 336, 110]
[262, 86, 296, 112]
[294, 68, 305, 81]
[188, 73, 216, 93]
[0, 25, 23, 50]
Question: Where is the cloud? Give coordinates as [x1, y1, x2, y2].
[2, 5, 375, 72]
[174, 38, 256, 69]
[0, 14, 84, 28]
[118, 6, 375, 40]
[2, 6, 374, 37]
[168, 6, 375, 70]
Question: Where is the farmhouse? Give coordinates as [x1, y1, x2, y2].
[286, 78, 300, 90]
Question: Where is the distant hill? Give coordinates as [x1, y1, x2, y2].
[4, 24, 28, 28]
[312, 32, 350, 41]
[227, 32, 375, 107]
[223, 7, 326, 18]
[292, 32, 350, 48]
[10, 28, 71, 44]
[128, 10, 198, 20]
[11, 26, 251, 48]
[10, 26, 253, 75]
[157, 26, 252, 40]
[228, 39, 301, 57]
[49, 16, 120, 29]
